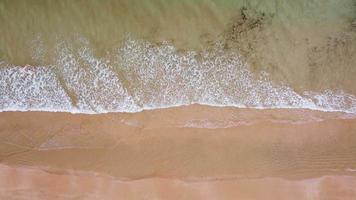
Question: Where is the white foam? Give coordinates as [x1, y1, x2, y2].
[184, 119, 252, 129]
[0, 64, 73, 112]
[1, 38, 356, 115]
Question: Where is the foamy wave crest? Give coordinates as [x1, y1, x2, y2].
[1, 38, 356, 114]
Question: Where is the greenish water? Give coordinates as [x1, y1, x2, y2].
[0, 0, 356, 113]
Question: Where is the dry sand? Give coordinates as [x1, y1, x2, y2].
[0, 105, 356, 199]
[0, 164, 356, 200]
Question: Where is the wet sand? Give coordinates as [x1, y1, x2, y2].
[0, 105, 356, 199]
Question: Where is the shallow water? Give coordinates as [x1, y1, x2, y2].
[0, 0, 356, 113]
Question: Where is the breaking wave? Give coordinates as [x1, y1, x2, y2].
[1, 38, 356, 114]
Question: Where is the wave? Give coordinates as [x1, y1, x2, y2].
[1, 38, 356, 114]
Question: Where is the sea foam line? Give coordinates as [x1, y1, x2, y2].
[1, 39, 356, 114]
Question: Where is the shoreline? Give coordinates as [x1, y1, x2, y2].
[1, 107, 355, 115]
[1, 102, 356, 116]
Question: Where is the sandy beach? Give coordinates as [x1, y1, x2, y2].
[1, 105, 356, 199]
[1, 164, 356, 200]
[1, 1, 356, 199]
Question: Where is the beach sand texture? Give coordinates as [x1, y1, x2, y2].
[1, 0, 356, 199]
[1, 106, 356, 199]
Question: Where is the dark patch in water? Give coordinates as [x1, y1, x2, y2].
[307, 35, 354, 68]
[306, 32, 356, 90]
[222, 7, 273, 71]
[224, 7, 269, 48]
[352, 19, 356, 30]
